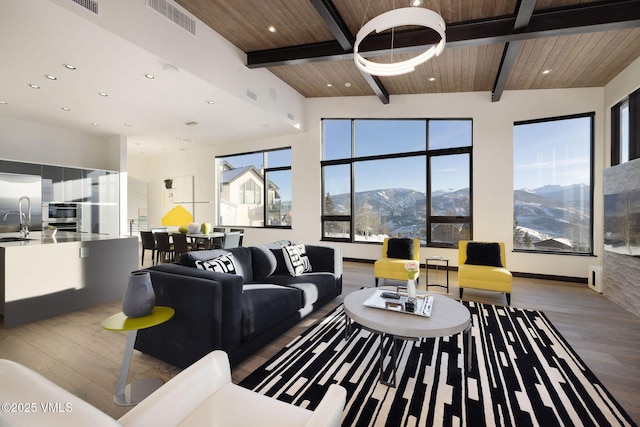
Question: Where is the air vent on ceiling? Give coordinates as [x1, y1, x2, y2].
[70, 0, 98, 14]
[147, 0, 196, 36]
[287, 113, 295, 121]
[246, 90, 258, 101]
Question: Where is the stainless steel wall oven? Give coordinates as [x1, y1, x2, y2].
[43, 203, 80, 231]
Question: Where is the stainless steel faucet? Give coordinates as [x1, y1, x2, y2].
[3, 196, 32, 237]
[18, 196, 31, 237]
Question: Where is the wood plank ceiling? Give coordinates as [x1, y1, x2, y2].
[175, 0, 640, 103]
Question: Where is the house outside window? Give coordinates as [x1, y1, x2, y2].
[321, 118, 472, 246]
[217, 148, 291, 227]
[513, 113, 594, 254]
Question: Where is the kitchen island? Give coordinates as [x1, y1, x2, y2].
[0, 231, 138, 327]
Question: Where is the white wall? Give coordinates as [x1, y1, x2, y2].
[0, 116, 119, 170]
[142, 87, 608, 279]
[136, 145, 219, 230]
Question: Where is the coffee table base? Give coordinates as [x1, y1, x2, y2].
[345, 313, 472, 388]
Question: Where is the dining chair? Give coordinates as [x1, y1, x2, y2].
[229, 228, 244, 246]
[210, 227, 226, 249]
[221, 231, 242, 249]
[140, 231, 157, 266]
[172, 233, 190, 260]
[155, 232, 175, 263]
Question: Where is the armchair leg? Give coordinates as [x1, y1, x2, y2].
[459, 288, 463, 299]
[506, 293, 511, 305]
[375, 278, 379, 287]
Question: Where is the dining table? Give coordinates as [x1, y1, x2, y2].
[186, 232, 224, 250]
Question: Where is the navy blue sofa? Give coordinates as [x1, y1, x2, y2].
[134, 240, 342, 368]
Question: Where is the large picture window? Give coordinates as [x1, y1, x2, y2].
[513, 113, 594, 254]
[321, 118, 472, 246]
[217, 148, 291, 227]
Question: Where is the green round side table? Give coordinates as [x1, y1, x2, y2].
[102, 306, 175, 406]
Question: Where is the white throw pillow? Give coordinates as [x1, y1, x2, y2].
[282, 243, 312, 277]
[195, 253, 237, 274]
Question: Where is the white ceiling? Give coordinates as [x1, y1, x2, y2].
[0, 0, 302, 157]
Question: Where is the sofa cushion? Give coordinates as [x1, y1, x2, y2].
[270, 249, 290, 275]
[195, 254, 237, 274]
[387, 238, 414, 259]
[227, 247, 253, 283]
[465, 242, 503, 267]
[181, 248, 253, 283]
[264, 272, 337, 303]
[250, 241, 292, 280]
[179, 249, 229, 267]
[282, 243, 312, 276]
[241, 284, 302, 340]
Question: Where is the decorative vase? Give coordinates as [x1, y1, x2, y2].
[187, 222, 201, 233]
[407, 279, 417, 300]
[122, 272, 155, 318]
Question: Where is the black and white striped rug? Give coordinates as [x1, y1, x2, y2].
[239, 302, 635, 426]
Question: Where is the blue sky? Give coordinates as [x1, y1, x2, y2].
[513, 116, 591, 190]
[221, 116, 591, 202]
[324, 119, 471, 194]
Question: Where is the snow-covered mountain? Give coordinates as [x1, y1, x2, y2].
[325, 184, 590, 249]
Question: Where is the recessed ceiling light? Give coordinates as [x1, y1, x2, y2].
[44, 74, 57, 80]
[0, 101, 7, 105]
[91, 123, 99, 126]
[344, 82, 352, 88]
[124, 123, 132, 127]
[98, 92, 108, 97]
[428, 77, 436, 81]
[542, 69, 552, 75]
[63, 64, 76, 70]
[268, 25, 277, 33]
[28, 84, 40, 89]
[254, 121, 260, 125]
[144, 73, 155, 79]
[61, 107, 70, 111]
[327, 83, 333, 88]
[207, 100, 215, 104]
[410, 0, 424, 6]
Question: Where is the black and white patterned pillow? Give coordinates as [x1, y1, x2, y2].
[195, 253, 237, 274]
[282, 243, 312, 277]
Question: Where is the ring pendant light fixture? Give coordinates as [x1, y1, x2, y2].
[354, 7, 446, 77]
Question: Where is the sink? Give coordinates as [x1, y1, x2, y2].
[0, 237, 33, 242]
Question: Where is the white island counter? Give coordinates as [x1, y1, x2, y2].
[0, 231, 138, 327]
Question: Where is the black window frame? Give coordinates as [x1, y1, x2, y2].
[612, 88, 640, 166]
[513, 112, 595, 256]
[216, 147, 292, 229]
[426, 145, 473, 248]
[321, 118, 473, 247]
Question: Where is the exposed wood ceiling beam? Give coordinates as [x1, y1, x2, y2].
[247, 1, 640, 68]
[308, 0, 389, 103]
[309, 0, 354, 50]
[492, 0, 537, 102]
[360, 73, 390, 105]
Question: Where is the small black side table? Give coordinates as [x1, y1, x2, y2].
[425, 257, 449, 293]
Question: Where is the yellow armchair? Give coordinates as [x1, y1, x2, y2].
[458, 240, 512, 304]
[374, 238, 421, 286]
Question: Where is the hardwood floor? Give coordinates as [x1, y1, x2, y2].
[1, 255, 639, 424]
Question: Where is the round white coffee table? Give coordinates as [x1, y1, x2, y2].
[343, 287, 471, 387]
